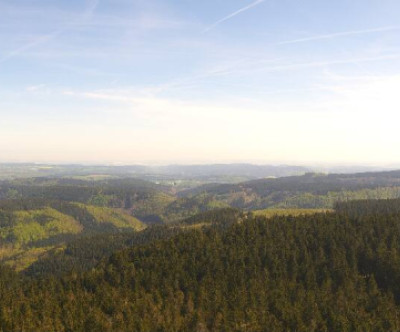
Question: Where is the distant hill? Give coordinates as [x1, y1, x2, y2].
[3, 170, 400, 224]
[0, 177, 228, 224]
[181, 170, 400, 210]
[148, 163, 309, 178]
[0, 163, 309, 183]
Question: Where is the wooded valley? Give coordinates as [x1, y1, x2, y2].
[1, 169, 400, 331]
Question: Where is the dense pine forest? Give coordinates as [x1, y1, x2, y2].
[1, 198, 400, 330]
[2, 170, 400, 330]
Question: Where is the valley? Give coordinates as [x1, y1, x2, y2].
[2, 166, 400, 330]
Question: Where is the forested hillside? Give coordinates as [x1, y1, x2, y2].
[3, 170, 400, 278]
[183, 171, 400, 210]
[3, 170, 400, 225]
[0, 198, 145, 270]
[0, 177, 225, 224]
[1, 199, 400, 331]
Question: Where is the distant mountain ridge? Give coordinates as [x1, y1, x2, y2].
[180, 170, 400, 210]
[0, 163, 309, 182]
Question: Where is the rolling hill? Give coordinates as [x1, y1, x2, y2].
[0, 199, 145, 270]
[181, 171, 400, 210]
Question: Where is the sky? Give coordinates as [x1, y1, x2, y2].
[1, 0, 400, 165]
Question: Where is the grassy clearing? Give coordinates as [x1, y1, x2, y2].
[0, 204, 146, 271]
[77, 204, 146, 231]
[0, 208, 83, 247]
[3, 246, 56, 272]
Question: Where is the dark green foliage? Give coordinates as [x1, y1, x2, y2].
[181, 207, 243, 226]
[25, 226, 182, 277]
[159, 194, 229, 223]
[0, 177, 170, 210]
[335, 198, 400, 217]
[0, 210, 15, 227]
[1, 200, 400, 330]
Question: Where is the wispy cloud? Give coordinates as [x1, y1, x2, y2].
[203, 0, 265, 33]
[152, 53, 400, 94]
[256, 53, 400, 74]
[0, 0, 99, 64]
[26, 84, 46, 92]
[0, 31, 62, 64]
[277, 26, 400, 45]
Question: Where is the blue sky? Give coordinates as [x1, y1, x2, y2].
[1, 0, 400, 165]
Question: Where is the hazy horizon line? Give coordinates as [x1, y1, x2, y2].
[1, 160, 399, 168]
